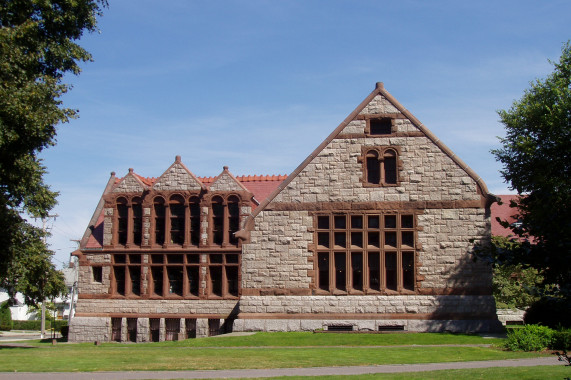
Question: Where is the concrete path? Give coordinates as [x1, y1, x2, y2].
[0, 357, 565, 380]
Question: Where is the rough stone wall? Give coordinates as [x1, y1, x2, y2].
[69, 316, 110, 343]
[74, 299, 239, 315]
[273, 137, 480, 204]
[209, 172, 244, 192]
[239, 295, 495, 315]
[417, 208, 491, 289]
[153, 163, 202, 191]
[77, 253, 111, 295]
[242, 211, 313, 289]
[113, 174, 145, 193]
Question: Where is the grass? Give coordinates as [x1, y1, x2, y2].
[233, 366, 570, 380]
[0, 332, 550, 373]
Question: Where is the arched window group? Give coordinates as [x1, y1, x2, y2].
[113, 193, 242, 248]
[364, 148, 398, 185]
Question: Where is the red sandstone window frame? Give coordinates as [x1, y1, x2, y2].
[359, 147, 401, 187]
[313, 212, 417, 295]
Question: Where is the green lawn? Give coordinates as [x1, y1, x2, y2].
[0, 332, 549, 373]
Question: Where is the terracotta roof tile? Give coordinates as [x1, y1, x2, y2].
[491, 195, 520, 237]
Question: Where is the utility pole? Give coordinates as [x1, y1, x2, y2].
[39, 214, 58, 340]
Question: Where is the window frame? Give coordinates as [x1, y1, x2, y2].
[313, 212, 417, 295]
[360, 146, 401, 187]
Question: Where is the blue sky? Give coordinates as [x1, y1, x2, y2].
[39, 0, 571, 267]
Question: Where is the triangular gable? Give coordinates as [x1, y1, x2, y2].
[79, 172, 117, 249]
[209, 166, 251, 192]
[112, 168, 147, 193]
[152, 156, 206, 191]
[244, 82, 497, 226]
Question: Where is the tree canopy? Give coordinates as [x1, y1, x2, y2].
[0, 0, 106, 305]
[492, 42, 571, 314]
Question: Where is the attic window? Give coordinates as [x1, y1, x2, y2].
[369, 118, 392, 135]
[362, 148, 399, 186]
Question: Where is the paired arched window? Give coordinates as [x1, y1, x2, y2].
[211, 195, 241, 247]
[115, 197, 143, 247]
[364, 148, 398, 186]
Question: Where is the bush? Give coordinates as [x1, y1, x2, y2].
[12, 319, 68, 331]
[60, 325, 69, 340]
[551, 329, 571, 350]
[524, 297, 571, 328]
[0, 302, 12, 331]
[505, 324, 554, 351]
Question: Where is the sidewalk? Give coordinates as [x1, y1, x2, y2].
[0, 357, 564, 380]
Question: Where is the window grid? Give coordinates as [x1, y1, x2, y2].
[314, 213, 416, 294]
[110, 252, 240, 299]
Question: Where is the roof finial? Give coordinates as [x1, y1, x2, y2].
[128, 168, 134, 173]
[110, 171, 116, 177]
[376, 82, 384, 90]
[223, 166, 229, 171]
[175, 155, 181, 162]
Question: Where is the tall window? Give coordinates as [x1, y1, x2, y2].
[212, 196, 224, 246]
[208, 253, 239, 297]
[189, 196, 200, 246]
[228, 196, 240, 246]
[132, 197, 143, 246]
[112, 254, 142, 296]
[149, 253, 201, 298]
[211, 195, 241, 247]
[364, 148, 398, 186]
[116, 197, 128, 246]
[314, 213, 416, 293]
[154, 197, 166, 246]
[169, 195, 185, 245]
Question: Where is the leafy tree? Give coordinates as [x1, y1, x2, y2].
[490, 236, 543, 309]
[491, 42, 571, 324]
[0, 0, 106, 304]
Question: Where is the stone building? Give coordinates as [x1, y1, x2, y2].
[69, 83, 501, 342]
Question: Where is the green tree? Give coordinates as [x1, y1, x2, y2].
[492, 42, 571, 324]
[0, 0, 106, 304]
[490, 236, 543, 310]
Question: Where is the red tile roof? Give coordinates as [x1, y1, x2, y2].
[491, 194, 520, 237]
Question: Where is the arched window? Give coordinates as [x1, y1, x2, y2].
[132, 197, 143, 246]
[116, 197, 128, 246]
[169, 195, 185, 245]
[189, 196, 200, 247]
[228, 195, 240, 246]
[212, 196, 224, 246]
[383, 149, 397, 185]
[366, 150, 381, 185]
[363, 148, 399, 186]
[153, 197, 166, 246]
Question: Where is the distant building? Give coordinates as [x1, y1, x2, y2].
[70, 83, 502, 342]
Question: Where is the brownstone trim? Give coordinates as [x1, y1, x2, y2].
[264, 200, 484, 212]
[336, 131, 425, 139]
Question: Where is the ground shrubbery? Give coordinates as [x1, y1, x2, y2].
[505, 324, 571, 351]
[0, 302, 12, 331]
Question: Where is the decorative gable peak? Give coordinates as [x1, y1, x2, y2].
[209, 166, 250, 192]
[153, 155, 206, 191]
[112, 168, 148, 193]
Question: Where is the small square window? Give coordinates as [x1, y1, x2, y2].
[369, 118, 392, 135]
[92, 267, 103, 283]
